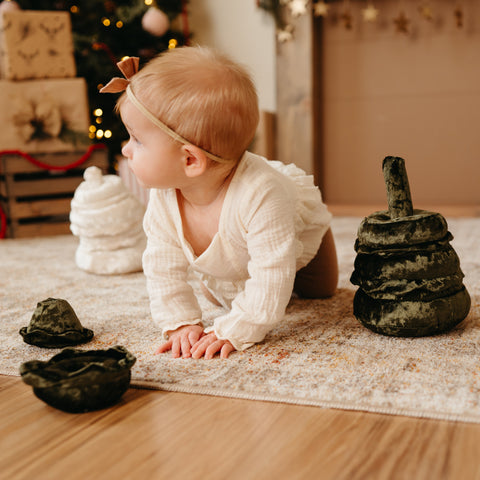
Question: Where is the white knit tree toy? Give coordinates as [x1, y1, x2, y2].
[70, 166, 146, 274]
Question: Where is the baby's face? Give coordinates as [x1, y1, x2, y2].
[120, 99, 186, 189]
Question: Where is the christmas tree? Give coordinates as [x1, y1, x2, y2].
[11, 0, 189, 160]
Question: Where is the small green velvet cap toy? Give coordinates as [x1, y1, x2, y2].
[19, 346, 136, 413]
[20, 298, 94, 348]
[350, 156, 471, 337]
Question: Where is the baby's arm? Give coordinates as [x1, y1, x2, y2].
[143, 191, 204, 352]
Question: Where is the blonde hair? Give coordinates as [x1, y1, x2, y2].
[118, 46, 259, 163]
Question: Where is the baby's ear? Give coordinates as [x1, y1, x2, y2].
[181, 144, 208, 177]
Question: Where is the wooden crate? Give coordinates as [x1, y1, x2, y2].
[0, 148, 108, 238]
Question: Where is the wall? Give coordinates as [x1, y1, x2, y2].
[320, 0, 480, 208]
[188, 0, 276, 113]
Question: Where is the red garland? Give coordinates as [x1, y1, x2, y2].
[0, 204, 6, 239]
[0, 144, 107, 239]
[0, 144, 106, 172]
[92, 41, 118, 66]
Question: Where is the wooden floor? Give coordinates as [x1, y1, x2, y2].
[1, 375, 480, 480]
[3, 206, 479, 479]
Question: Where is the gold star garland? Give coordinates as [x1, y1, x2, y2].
[260, 0, 467, 42]
[454, 5, 464, 28]
[340, 0, 353, 30]
[362, 3, 379, 23]
[418, 2, 433, 22]
[393, 10, 410, 33]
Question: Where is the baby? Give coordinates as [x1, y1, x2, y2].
[102, 46, 338, 359]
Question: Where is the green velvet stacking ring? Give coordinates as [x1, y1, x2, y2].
[20, 298, 93, 348]
[19, 346, 136, 413]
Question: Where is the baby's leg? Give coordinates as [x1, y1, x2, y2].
[293, 228, 338, 298]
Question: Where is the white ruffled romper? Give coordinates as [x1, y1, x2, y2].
[142, 151, 332, 351]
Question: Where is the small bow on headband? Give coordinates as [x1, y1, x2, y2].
[100, 57, 140, 93]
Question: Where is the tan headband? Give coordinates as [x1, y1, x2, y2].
[101, 57, 229, 164]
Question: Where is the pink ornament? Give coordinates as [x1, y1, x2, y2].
[141, 7, 170, 37]
[0, 0, 20, 13]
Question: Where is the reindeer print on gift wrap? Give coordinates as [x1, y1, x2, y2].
[39, 20, 66, 41]
[14, 16, 33, 42]
[0, 10, 75, 80]
[17, 49, 39, 66]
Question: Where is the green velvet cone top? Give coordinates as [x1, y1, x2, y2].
[20, 298, 94, 348]
[19, 346, 136, 413]
[350, 156, 471, 337]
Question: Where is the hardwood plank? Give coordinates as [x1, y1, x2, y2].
[9, 198, 72, 219]
[9, 177, 82, 197]
[1, 375, 480, 480]
[12, 222, 71, 238]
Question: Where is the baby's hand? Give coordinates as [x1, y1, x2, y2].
[155, 325, 204, 358]
[191, 332, 235, 359]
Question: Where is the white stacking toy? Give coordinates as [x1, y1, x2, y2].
[70, 166, 146, 274]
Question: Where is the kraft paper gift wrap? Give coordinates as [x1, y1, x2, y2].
[0, 77, 89, 152]
[0, 10, 76, 80]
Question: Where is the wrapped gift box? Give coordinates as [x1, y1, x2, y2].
[0, 77, 90, 153]
[0, 10, 76, 80]
[0, 147, 109, 238]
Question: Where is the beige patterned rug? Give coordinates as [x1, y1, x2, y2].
[1, 217, 479, 422]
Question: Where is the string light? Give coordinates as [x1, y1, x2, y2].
[78, 1, 188, 149]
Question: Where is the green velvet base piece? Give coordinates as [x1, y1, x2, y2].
[19, 346, 136, 413]
[353, 287, 471, 337]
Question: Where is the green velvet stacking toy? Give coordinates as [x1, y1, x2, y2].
[350, 156, 471, 336]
